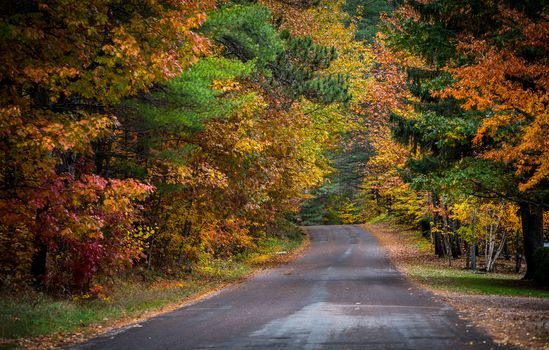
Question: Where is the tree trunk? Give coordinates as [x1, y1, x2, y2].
[515, 230, 522, 273]
[31, 206, 50, 289]
[471, 243, 477, 272]
[451, 233, 460, 258]
[420, 218, 431, 239]
[433, 231, 445, 258]
[519, 203, 544, 280]
[178, 220, 192, 266]
[503, 239, 511, 260]
[465, 242, 470, 269]
[471, 208, 477, 272]
[486, 232, 507, 273]
[31, 237, 47, 289]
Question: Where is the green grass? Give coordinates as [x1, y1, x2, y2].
[407, 265, 549, 298]
[0, 277, 213, 341]
[0, 232, 305, 344]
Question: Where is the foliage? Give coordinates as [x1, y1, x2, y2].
[94, 1, 347, 277]
[0, 228, 304, 340]
[369, 0, 548, 277]
[0, 0, 350, 292]
[439, 8, 549, 192]
[342, 0, 393, 41]
[0, 0, 213, 291]
[4, 0, 543, 306]
[203, 4, 283, 69]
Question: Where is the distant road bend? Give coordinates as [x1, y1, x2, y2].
[75, 225, 505, 350]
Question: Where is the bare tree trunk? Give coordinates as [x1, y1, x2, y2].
[515, 230, 522, 273]
[487, 232, 507, 272]
[433, 230, 445, 258]
[444, 234, 452, 266]
[31, 206, 50, 289]
[484, 206, 503, 272]
[465, 241, 470, 269]
[484, 208, 490, 271]
[31, 236, 47, 289]
[420, 218, 431, 239]
[471, 207, 478, 272]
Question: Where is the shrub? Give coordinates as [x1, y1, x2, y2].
[533, 247, 549, 287]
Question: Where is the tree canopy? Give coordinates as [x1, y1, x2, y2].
[0, 0, 547, 292]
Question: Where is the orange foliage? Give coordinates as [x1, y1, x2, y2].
[439, 9, 549, 191]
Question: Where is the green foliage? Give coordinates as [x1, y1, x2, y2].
[205, 3, 351, 107]
[300, 133, 372, 225]
[271, 32, 351, 104]
[125, 57, 255, 131]
[203, 4, 283, 68]
[385, 17, 455, 67]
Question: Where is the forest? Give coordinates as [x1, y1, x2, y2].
[0, 0, 547, 308]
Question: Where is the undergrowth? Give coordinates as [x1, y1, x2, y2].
[0, 230, 305, 345]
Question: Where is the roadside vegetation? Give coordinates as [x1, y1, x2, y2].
[1, 0, 338, 346]
[365, 221, 548, 298]
[301, 0, 548, 287]
[366, 220, 548, 349]
[0, 229, 305, 348]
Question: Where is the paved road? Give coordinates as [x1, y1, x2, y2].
[75, 225, 505, 349]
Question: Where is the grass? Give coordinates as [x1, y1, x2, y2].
[0, 231, 306, 346]
[0, 281, 207, 340]
[407, 265, 549, 298]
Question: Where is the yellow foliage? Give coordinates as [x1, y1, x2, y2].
[211, 79, 241, 92]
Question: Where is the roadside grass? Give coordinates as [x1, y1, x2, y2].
[363, 221, 549, 298]
[0, 231, 306, 347]
[406, 265, 549, 298]
[0, 279, 208, 341]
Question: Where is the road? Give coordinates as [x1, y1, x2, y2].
[75, 225, 504, 349]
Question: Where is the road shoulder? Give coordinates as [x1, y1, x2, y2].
[363, 222, 549, 350]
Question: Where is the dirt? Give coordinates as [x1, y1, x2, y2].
[442, 292, 549, 349]
[364, 222, 549, 350]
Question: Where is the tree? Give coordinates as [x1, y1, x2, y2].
[0, 0, 213, 290]
[382, 0, 548, 278]
[104, 1, 351, 271]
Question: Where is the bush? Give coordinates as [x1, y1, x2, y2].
[533, 247, 549, 287]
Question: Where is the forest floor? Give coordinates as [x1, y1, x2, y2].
[0, 231, 309, 350]
[365, 221, 549, 350]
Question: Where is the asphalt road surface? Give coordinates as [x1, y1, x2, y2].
[75, 225, 505, 350]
